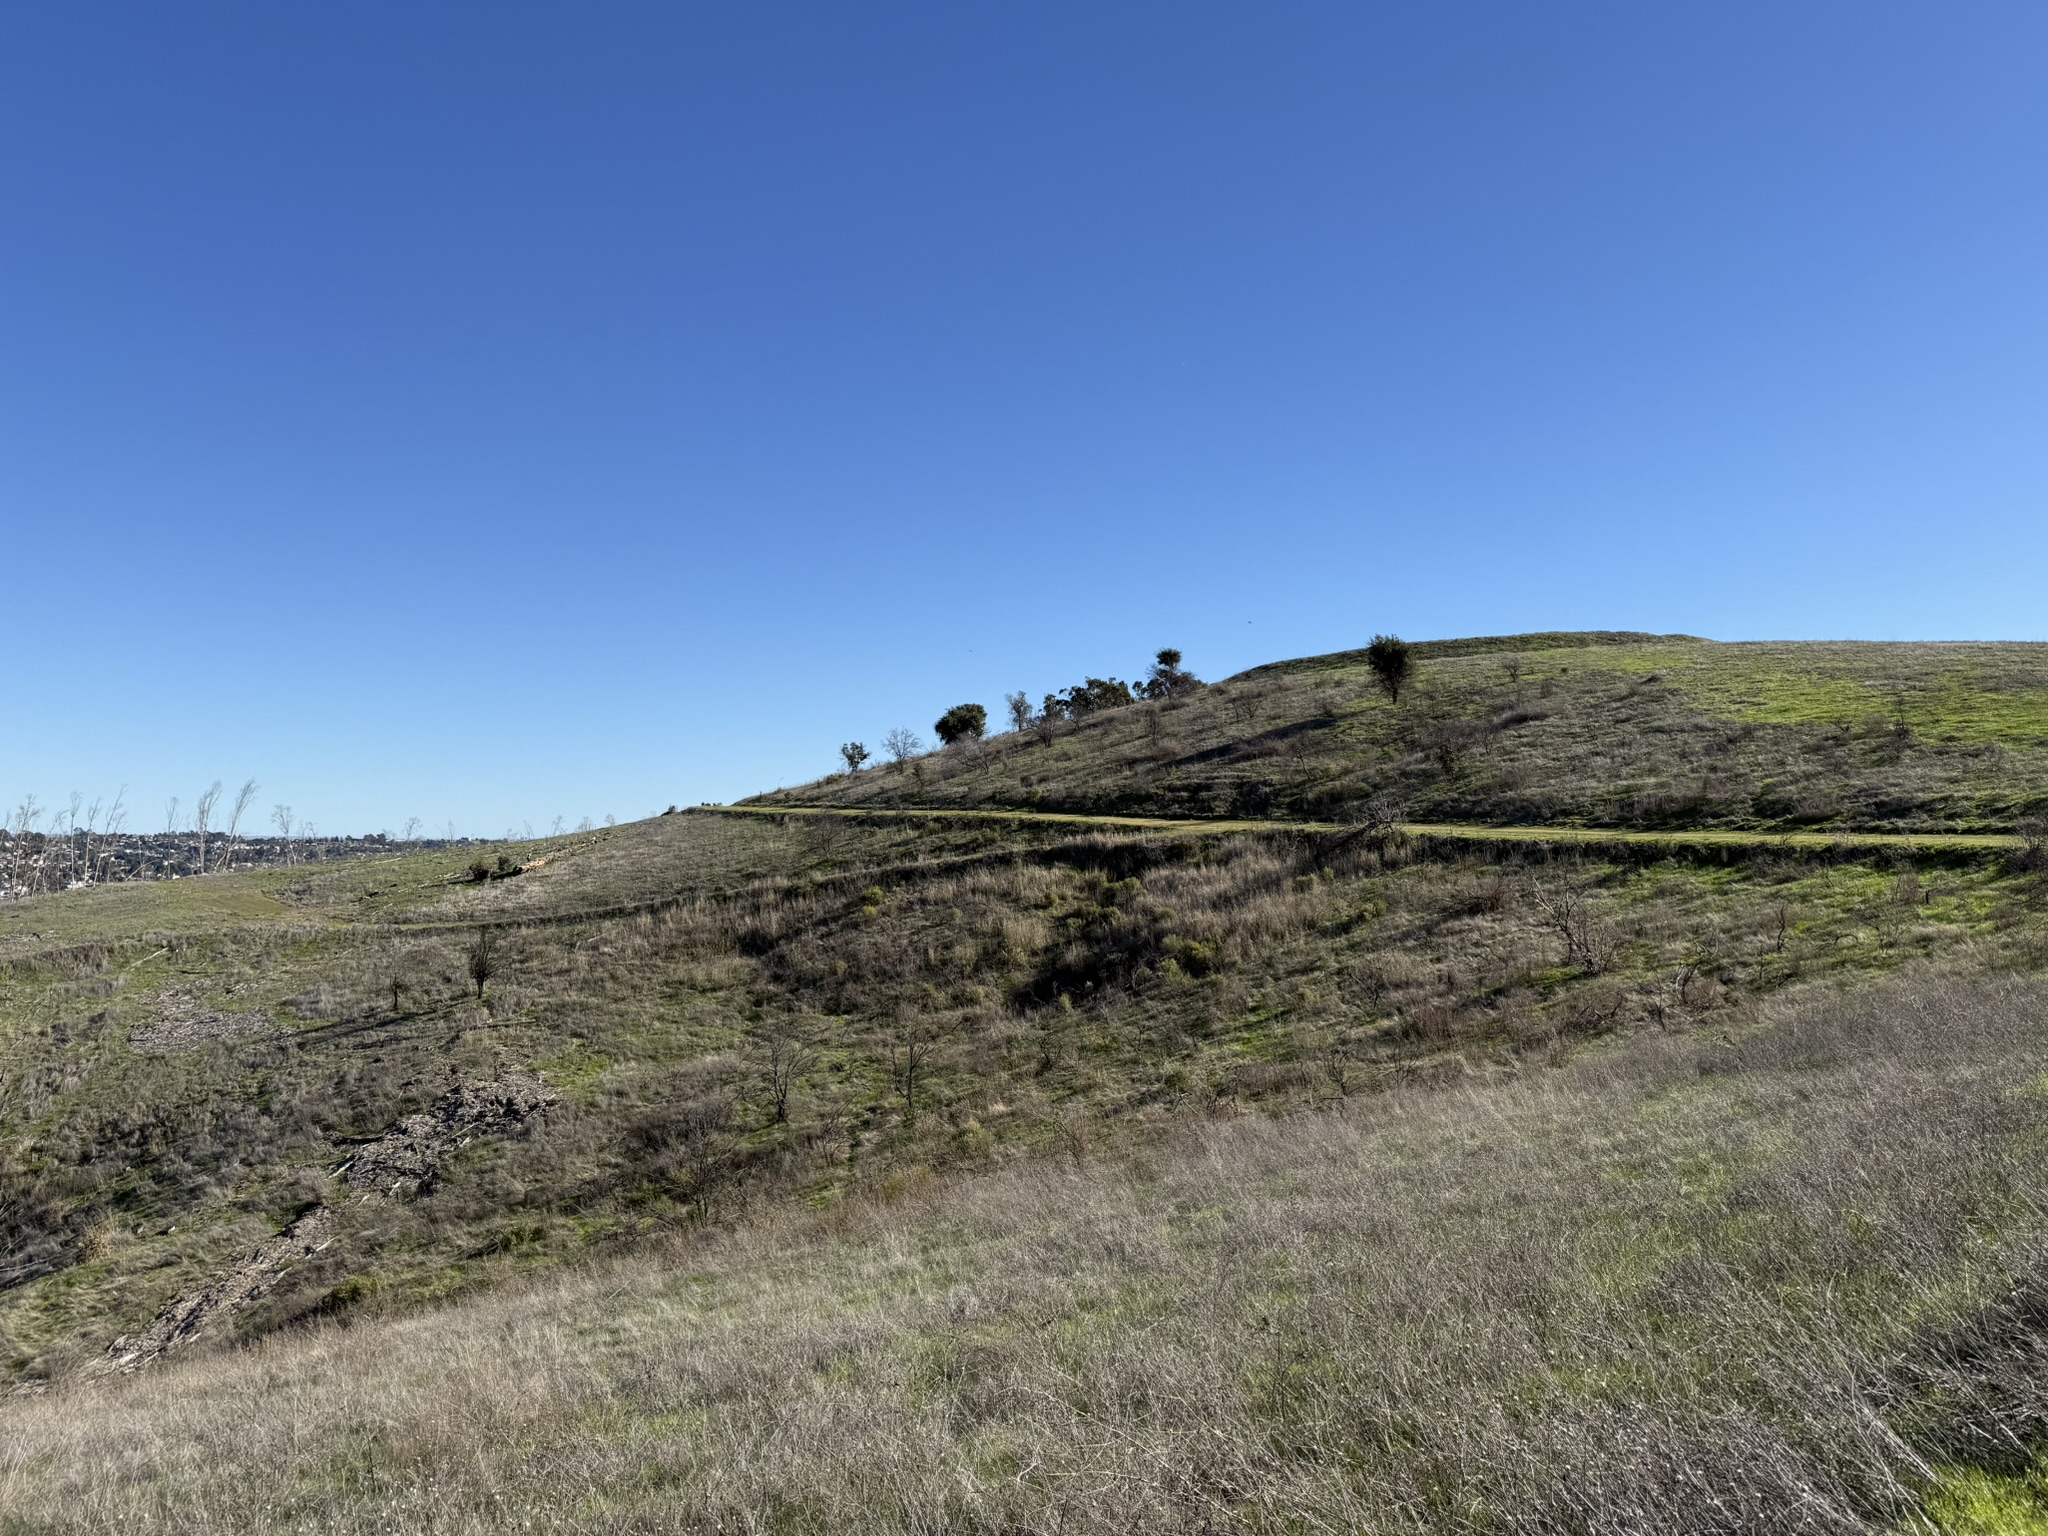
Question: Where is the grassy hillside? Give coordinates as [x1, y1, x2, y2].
[756, 633, 2048, 832]
[8, 631, 2048, 1530]
[12, 975, 2048, 1532]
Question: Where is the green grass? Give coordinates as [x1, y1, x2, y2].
[756, 632, 2048, 832]
[1561, 641, 2048, 742]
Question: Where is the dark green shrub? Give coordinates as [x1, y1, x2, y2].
[1041, 678, 1135, 720]
[934, 704, 987, 745]
[1367, 634, 1412, 703]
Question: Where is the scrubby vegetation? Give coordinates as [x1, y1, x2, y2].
[9, 631, 2048, 1529]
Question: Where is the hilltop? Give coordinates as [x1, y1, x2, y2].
[6, 632, 2048, 1531]
[758, 632, 2048, 832]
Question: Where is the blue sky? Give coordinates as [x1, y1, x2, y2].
[5, 3, 2047, 835]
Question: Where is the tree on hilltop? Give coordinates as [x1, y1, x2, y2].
[934, 704, 987, 745]
[840, 742, 870, 773]
[1042, 677, 1135, 720]
[1366, 634, 1412, 704]
[1138, 648, 1201, 701]
[883, 727, 924, 765]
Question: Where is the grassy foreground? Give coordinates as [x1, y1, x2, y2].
[8, 974, 2048, 1532]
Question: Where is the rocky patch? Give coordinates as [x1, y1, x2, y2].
[99, 1206, 335, 1373]
[100, 1074, 557, 1373]
[336, 1074, 558, 1198]
[130, 1006, 276, 1053]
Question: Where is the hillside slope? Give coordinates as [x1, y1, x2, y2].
[13, 974, 2048, 1533]
[8, 631, 2048, 1530]
[757, 633, 2048, 832]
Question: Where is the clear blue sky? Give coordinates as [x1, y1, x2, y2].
[5, 4, 2046, 836]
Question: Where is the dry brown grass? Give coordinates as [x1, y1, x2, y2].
[9, 973, 2048, 1532]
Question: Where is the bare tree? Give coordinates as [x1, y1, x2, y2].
[1529, 866, 1613, 972]
[466, 928, 497, 999]
[193, 781, 222, 878]
[95, 788, 127, 885]
[756, 1026, 821, 1125]
[7, 794, 42, 896]
[271, 804, 296, 865]
[891, 1030, 933, 1124]
[219, 779, 258, 872]
[60, 793, 82, 885]
[883, 727, 923, 766]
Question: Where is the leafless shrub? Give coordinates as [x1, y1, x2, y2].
[1528, 866, 1616, 972]
[465, 929, 497, 999]
[755, 1025, 821, 1125]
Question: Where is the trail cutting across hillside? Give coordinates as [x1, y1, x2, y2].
[705, 803, 2027, 853]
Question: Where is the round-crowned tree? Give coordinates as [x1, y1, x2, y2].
[934, 704, 988, 745]
[1366, 634, 1413, 704]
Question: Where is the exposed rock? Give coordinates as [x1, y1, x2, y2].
[336, 1074, 557, 1198]
[99, 1206, 335, 1373]
[100, 1074, 557, 1373]
[130, 1007, 276, 1053]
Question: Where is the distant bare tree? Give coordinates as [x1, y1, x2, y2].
[61, 794, 82, 884]
[7, 794, 42, 896]
[883, 727, 923, 766]
[220, 779, 258, 871]
[466, 928, 497, 999]
[1529, 867, 1613, 972]
[271, 804, 296, 865]
[402, 816, 423, 842]
[756, 1026, 821, 1125]
[94, 789, 127, 885]
[892, 1029, 933, 1124]
[193, 781, 222, 878]
[1359, 793, 1404, 835]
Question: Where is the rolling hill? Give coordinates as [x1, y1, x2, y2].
[757, 632, 2048, 832]
[7, 632, 2048, 1532]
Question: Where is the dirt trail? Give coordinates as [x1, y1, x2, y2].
[708, 803, 2026, 852]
